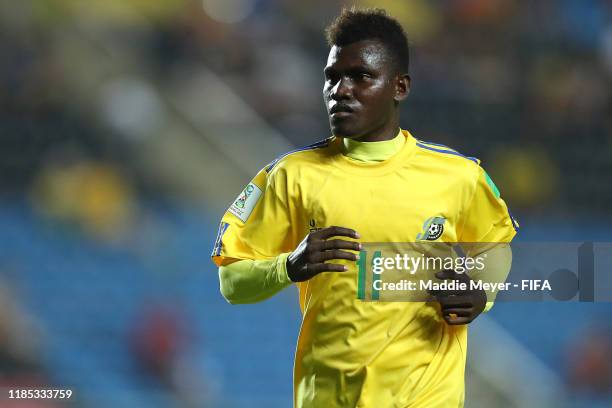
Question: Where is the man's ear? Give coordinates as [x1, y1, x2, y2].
[394, 74, 411, 102]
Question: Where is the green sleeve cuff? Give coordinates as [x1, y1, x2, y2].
[275, 252, 292, 286]
[219, 253, 293, 304]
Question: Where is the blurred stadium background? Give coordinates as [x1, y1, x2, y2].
[1, 0, 611, 407]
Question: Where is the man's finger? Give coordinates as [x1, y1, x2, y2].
[442, 308, 472, 317]
[435, 269, 456, 280]
[435, 288, 471, 297]
[428, 288, 468, 298]
[435, 270, 469, 281]
[315, 226, 360, 240]
[444, 315, 472, 325]
[307, 263, 349, 276]
[321, 239, 362, 252]
[436, 296, 473, 308]
[313, 249, 358, 263]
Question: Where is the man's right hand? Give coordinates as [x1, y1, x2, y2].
[286, 226, 361, 282]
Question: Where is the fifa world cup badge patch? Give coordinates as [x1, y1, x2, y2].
[416, 216, 446, 241]
[228, 182, 262, 222]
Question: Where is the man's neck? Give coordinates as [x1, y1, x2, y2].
[351, 121, 401, 142]
[342, 129, 404, 162]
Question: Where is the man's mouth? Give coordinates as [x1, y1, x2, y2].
[329, 104, 354, 118]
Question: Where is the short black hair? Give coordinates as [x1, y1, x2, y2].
[325, 8, 409, 74]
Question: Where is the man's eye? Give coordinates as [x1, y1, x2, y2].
[326, 74, 339, 83]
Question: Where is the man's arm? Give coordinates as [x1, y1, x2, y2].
[219, 254, 292, 304]
[435, 162, 517, 325]
[433, 243, 513, 324]
[469, 243, 513, 313]
[218, 226, 361, 304]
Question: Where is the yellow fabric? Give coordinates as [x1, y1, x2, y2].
[218, 253, 291, 304]
[342, 130, 405, 162]
[216, 134, 401, 305]
[212, 130, 517, 407]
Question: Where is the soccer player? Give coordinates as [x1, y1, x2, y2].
[211, 8, 517, 407]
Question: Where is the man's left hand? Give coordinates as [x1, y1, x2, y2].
[431, 269, 487, 325]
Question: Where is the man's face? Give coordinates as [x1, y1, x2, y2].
[323, 40, 403, 139]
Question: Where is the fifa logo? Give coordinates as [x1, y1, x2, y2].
[236, 184, 255, 209]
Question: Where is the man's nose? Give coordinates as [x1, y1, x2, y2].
[331, 77, 352, 100]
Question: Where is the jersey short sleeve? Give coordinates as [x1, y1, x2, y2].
[458, 166, 518, 244]
[211, 166, 296, 266]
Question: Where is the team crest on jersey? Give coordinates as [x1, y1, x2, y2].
[416, 216, 446, 241]
[228, 182, 262, 222]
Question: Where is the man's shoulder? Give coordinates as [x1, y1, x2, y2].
[264, 137, 336, 175]
[413, 138, 482, 178]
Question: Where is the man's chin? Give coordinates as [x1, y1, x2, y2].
[330, 125, 360, 139]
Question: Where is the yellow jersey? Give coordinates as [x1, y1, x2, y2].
[212, 129, 517, 407]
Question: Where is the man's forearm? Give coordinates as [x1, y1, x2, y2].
[470, 243, 513, 312]
[218, 253, 292, 304]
